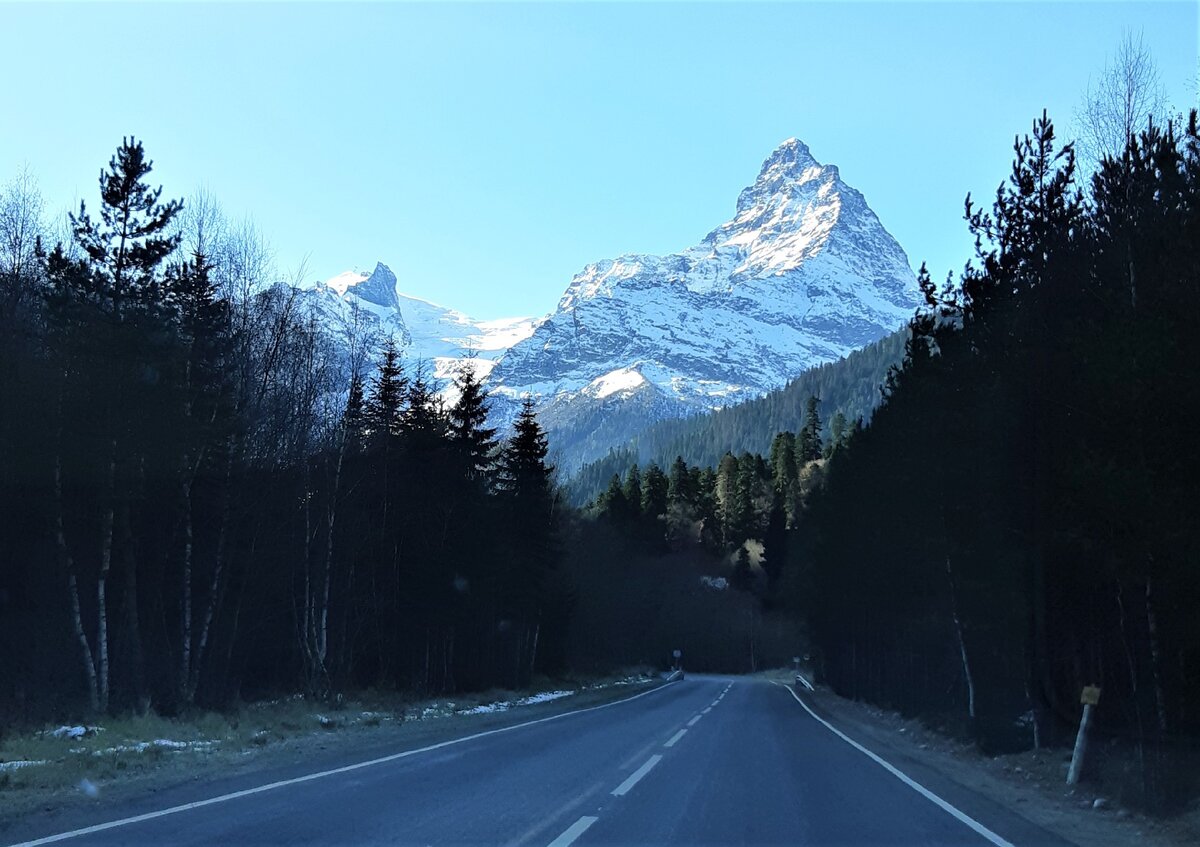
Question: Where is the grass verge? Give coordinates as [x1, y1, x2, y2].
[0, 668, 661, 828]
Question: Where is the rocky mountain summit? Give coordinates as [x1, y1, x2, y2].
[485, 138, 920, 468]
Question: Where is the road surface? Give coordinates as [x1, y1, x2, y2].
[5, 677, 1073, 846]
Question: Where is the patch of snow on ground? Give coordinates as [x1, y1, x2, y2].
[516, 690, 574, 706]
[419, 703, 457, 720]
[455, 690, 576, 716]
[0, 759, 47, 771]
[43, 725, 104, 740]
[93, 739, 219, 756]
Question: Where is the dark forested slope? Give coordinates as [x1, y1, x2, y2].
[566, 328, 905, 504]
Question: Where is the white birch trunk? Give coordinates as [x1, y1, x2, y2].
[946, 556, 976, 721]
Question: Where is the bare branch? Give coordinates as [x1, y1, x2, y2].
[1075, 30, 1168, 171]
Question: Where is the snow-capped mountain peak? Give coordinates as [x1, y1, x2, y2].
[293, 263, 535, 400]
[486, 137, 920, 470]
[735, 136, 823, 209]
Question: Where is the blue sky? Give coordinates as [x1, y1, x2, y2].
[1, 1, 1196, 319]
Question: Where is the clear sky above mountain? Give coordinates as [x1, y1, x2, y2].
[1, 1, 1195, 319]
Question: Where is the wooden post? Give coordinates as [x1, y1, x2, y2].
[1067, 685, 1101, 785]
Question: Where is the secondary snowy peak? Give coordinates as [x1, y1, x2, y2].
[298, 263, 536, 391]
[325, 261, 402, 310]
[489, 137, 920, 468]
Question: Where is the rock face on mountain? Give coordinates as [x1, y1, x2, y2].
[485, 138, 920, 469]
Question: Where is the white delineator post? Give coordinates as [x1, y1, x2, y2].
[1067, 685, 1102, 785]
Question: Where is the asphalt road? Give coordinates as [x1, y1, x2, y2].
[6, 677, 1075, 847]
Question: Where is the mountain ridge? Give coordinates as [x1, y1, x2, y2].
[292, 138, 919, 470]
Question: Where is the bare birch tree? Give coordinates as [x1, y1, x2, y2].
[0, 164, 45, 286]
[1076, 31, 1168, 171]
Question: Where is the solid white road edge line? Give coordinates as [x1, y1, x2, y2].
[546, 815, 599, 847]
[11, 681, 684, 847]
[611, 754, 663, 797]
[773, 682, 1015, 847]
[664, 729, 687, 748]
[687, 715, 702, 726]
[797, 675, 815, 692]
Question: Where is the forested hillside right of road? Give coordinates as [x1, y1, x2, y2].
[565, 328, 905, 505]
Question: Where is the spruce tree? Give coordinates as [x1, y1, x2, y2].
[498, 398, 559, 684]
[797, 396, 823, 463]
[829, 412, 848, 453]
[402, 362, 447, 445]
[622, 464, 643, 517]
[731, 454, 760, 541]
[668, 455, 696, 506]
[599, 473, 629, 520]
[365, 338, 406, 441]
[449, 360, 498, 483]
[715, 453, 741, 544]
[769, 431, 798, 491]
[641, 463, 669, 518]
[498, 398, 554, 502]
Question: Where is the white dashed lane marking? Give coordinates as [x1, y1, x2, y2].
[547, 816, 599, 847]
[612, 755, 663, 797]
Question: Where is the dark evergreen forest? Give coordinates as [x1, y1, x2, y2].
[0, 140, 565, 718]
[801, 113, 1200, 810]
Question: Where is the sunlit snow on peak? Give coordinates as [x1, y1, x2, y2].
[587, 367, 647, 399]
[326, 269, 370, 297]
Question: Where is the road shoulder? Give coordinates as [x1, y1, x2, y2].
[785, 677, 1198, 847]
[0, 675, 672, 843]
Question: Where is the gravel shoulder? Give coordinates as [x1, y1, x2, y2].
[761, 668, 1200, 847]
